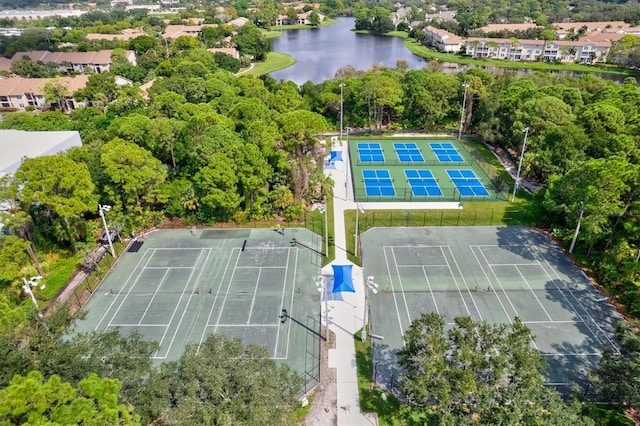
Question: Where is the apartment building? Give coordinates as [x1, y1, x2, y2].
[10, 50, 136, 74]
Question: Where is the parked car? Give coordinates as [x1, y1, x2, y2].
[100, 228, 119, 244]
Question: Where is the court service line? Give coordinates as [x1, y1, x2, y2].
[145, 266, 194, 269]
[198, 247, 239, 350]
[514, 265, 553, 321]
[235, 266, 287, 269]
[246, 267, 262, 324]
[383, 246, 405, 337]
[533, 249, 620, 353]
[138, 268, 170, 325]
[217, 324, 281, 328]
[444, 246, 482, 321]
[110, 323, 168, 327]
[397, 263, 448, 268]
[390, 246, 414, 325]
[97, 249, 155, 331]
[283, 247, 299, 360]
[420, 266, 440, 316]
[273, 247, 292, 358]
[468, 246, 513, 324]
[440, 247, 473, 318]
[474, 247, 520, 319]
[155, 248, 209, 358]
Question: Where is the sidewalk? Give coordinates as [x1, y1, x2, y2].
[321, 136, 461, 425]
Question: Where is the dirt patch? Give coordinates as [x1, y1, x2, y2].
[304, 326, 337, 425]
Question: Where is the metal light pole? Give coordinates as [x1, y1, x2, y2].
[361, 276, 378, 341]
[458, 82, 469, 141]
[569, 202, 585, 254]
[511, 127, 529, 202]
[318, 203, 328, 256]
[22, 276, 44, 317]
[98, 204, 116, 257]
[339, 83, 345, 141]
[354, 203, 365, 258]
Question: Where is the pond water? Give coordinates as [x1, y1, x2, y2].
[269, 17, 633, 85]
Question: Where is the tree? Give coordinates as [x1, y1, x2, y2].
[0, 371, 140, 425]
[592, 320, 640, 411]
[232, 23, 271, 61]
[398, 313, 592, 423]
[43, 80, 70, 113]
[161, 334, 301, 425]
[14, 156, 95, 253]
[309, 10, 321, 27]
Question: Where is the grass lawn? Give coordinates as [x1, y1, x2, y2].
[237, 52, 296, 77]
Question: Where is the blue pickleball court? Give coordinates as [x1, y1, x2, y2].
[404, 169, 442, 196]
[394, 143, 425, 163]
[357, 143, 385, 163]
[447, 169, 490, 196]
[362, 169, 396, 196]
[430, 142, 464, 163]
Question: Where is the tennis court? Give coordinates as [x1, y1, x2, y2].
[73, 228, 322, 387]
[349, 138, 504, 202]
[360, 226, 622, 394]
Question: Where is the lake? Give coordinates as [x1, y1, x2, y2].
[269, 17, 427, 85]
[269, 17, 632, 85]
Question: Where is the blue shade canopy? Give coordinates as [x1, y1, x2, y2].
[332, 264, 355, 293]
[330, 151, 343, 162]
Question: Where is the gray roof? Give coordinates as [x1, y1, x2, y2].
[0, 130, 82, 177]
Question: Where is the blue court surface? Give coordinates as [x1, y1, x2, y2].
[447, 169, 490, 196]
[394, 143, 424, 163]
[363, 169, 396, 196]
[430, 142, 464, 163]
[358, 143, 385, 162]
[404, 169, 442, 196]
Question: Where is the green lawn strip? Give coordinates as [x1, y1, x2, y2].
[262, 29, 284, 39]
[240, 52, 296, 77]
[355, 331, 414, 425]
[39, 255, 80, 300]
[403, 38, 640, 78]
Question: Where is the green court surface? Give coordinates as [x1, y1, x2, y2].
[73, 228, 322, 388]
[361, 226, 622, 394]
[349, 139, 504, 202]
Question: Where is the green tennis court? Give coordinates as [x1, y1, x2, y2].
[349, 138, 504, 202]
[360, 226, 622, 394]
[73, 228, 322, 387]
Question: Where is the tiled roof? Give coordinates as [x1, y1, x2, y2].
[0, 57, 12, 72]
[424, 26, 464, 44]
[10, 50, 129, 65]
[478, 23, 541, 33]
[0, 75, 90, 96]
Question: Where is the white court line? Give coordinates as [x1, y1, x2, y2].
[154, 248, 208, 357]
[138, 268, 170, 325]
[440, 247, 472, 318]
[383, 246, 405, 337]
[99, 249, 156, 331]
[246, 267, 262, 324]
[273, 248, 292, 358]
[483, 263, 540, 267]
[390, 246, 413, 324]
[145, 266, 194, 269]
[396, 263, 448, 268]
[475, 247, 520, 318]
[469, 245, 513, 323]
[515, 265, 553, 321]
[522, 320, 584, 324]
[445, 246, 482, 321]
[110, 323, 168, 327]
[532, 247, 620, 353]
[198, 247, 239, 351]
[213, 248, 243, 334]
[213, 324, 281, 328]
[421, 266, 440, 316]
[153, 247, 203, 250]
[282, 248, 298, 360]
[236, 266, 287, 269]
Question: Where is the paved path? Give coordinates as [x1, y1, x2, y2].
[321, 137, 460, 425]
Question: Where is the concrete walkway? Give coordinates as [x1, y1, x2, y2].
[321, 136, 461, 425]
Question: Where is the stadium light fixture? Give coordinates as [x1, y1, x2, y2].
[361, 276, 379, 341]
[22, 276, 44, 317]
[99, 204, 116, 258]
[511, 127, 529, 202]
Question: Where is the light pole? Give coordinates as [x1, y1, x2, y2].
[361, 276, 378, 341]
[98, 204, 116, 258]
[339, 83, 345, 141]
[354, 203, 365, 258]
[511, 127, 529, 202]
[318, 203, 328, 256]
[22, 276, 44, 317]
[569, 202, 585, 254]
[458, 81, 469, 141]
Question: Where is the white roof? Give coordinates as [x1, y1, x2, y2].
[0, 130, 82, 177]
